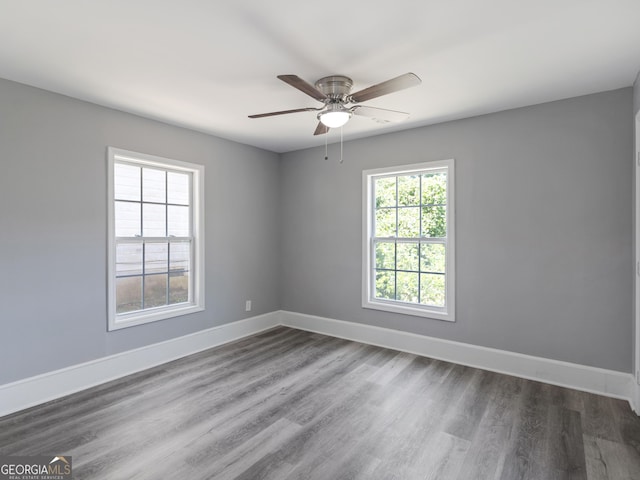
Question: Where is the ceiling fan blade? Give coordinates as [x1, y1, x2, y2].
[278, 75, 327, 102]
[349, 73, 421, 103]
[313, 122, 329, 135]
[352, 105, 410, 123]
[248, 107, 320, 119]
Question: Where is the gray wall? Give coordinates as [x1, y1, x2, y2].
[280, 88, 633, 372]
[0, 78, 281, 384]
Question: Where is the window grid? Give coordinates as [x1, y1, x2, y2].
[114, 162, 192, 314]
[372, 171, 447, 308]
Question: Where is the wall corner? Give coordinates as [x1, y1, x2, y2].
[634, 69, 640, 116]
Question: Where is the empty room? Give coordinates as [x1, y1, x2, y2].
[1, 1, 640, 479]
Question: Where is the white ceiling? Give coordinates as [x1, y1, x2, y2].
[1, 0, 639, 153]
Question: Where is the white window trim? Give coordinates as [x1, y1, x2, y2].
[107, 147, 205, 331]
[362, 159, 455, 322]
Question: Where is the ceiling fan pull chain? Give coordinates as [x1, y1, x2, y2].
[340, 126, 344, 164]
[324, 130, 328, 160]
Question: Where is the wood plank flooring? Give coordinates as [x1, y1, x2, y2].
[1, 327, 639, 479]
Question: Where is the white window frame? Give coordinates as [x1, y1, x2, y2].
[107, 147, 205, 331]
[362, 159, 455, 321]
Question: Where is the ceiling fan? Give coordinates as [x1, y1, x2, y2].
[249, 73, 421, 135]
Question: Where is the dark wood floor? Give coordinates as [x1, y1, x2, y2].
[1, 327, 639, 479]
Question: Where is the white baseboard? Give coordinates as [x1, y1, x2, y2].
[2, 310, 637, 418]
[0, 312, 280, 418]
[280, 311, 637, 409]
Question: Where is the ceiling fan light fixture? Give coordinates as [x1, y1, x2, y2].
[318, 105, 351, 128]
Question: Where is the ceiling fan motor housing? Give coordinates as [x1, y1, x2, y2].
[314, 76, 353, 103]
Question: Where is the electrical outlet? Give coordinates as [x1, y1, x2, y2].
[245, 300, 252, 312]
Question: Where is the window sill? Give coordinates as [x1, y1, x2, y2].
[108, 303, 204, 331]
[362, 299, 454, 322]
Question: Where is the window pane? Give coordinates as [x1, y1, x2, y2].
[420, 243, 445, 273]
[114, 164, 140, 201]
[168, 205, 189, 236]
[169, 272, 189, 304]
[375, 177, 396, 208]
[398, 175, 420, 206]
[398, 207, 420, 237]
[421, 206, 446, 237]
[375, 242, 395, 270]
[397, 242, 419, 271]
[375, 271, 395, 300]
[116, 276, 142, 313]
[168, 172, 190, 205]
[144, 274, 167, 308]
[143, 203, 166, 237]
[116, 243, 143, 276]
[420, 273, 445, 307]
[143, 168, 166, 203]
[145, 242, 168, 274]
[422, 173, 446, 205]
[115, 201, 141, 237]
[397, 271, 419, 303]
[170, 242, 190, 272]
[375, 208, 396, 237]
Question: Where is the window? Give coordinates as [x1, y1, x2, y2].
[362, 159, 455, 321]
[107, 148, 204, 330]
